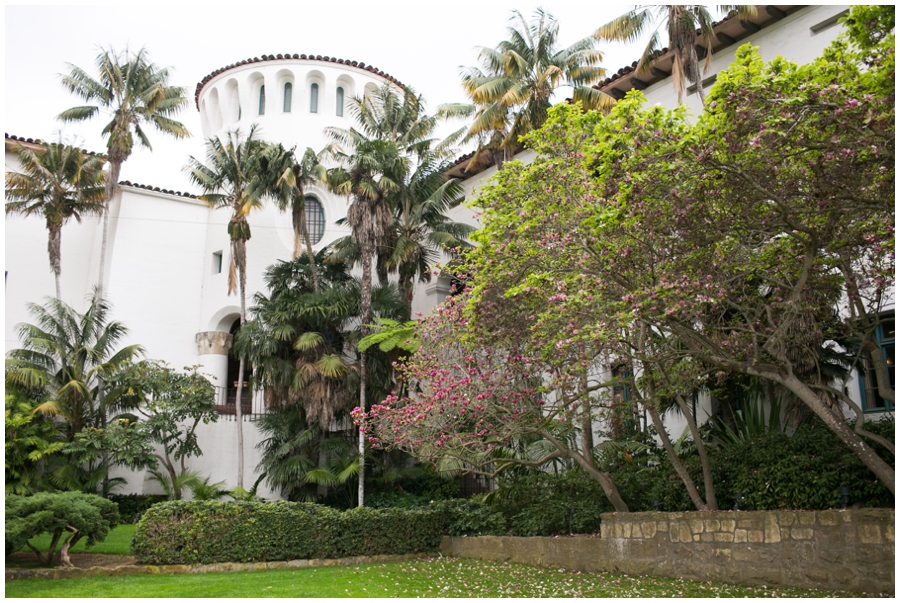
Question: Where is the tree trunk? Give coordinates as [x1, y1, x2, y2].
[357, 239, 375, 507]
[58, 529, 79, 567]
[673, 393, 718, 510]
[645, 401, 710, 511]
[97, 158, 121, 295]
[48, 219, 62, 300]
[234, 236, 248, 490]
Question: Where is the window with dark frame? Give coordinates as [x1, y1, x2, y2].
[304, 196, 325, 244]
[858, 313, 895, 412]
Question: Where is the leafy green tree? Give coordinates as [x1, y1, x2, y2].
[56, 418, 156, 496]
[58, 47, 190, 291]
[186, 126, 269, 488]
[5, 491, 118, 566]
[5, 394, 65, 496]
[5, 140, 106, 299]
[5, 295, 143, 440]
[593, 5, 756, 102]
[464, 47, 892, 493]
[446, 8, 608, 169]
[112, 361, 218, 500]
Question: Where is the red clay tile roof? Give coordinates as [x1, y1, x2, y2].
[118, 181, 199, 199]
[5, 133, 104, 157]
[194, 54, 406, 109]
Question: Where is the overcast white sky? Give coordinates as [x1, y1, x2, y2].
[5, 2, 652, 191]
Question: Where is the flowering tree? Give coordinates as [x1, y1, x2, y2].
[364, 290, 632, 512]
[366, 12, 895, 505]
[468, 40, 894, 494]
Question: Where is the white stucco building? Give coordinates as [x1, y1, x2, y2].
[5, 5, 891, 497]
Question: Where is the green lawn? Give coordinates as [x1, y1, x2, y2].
[5, 557, 855, 598]
[16, 524, 135, 557]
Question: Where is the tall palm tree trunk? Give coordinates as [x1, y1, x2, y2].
[233, 236, 248, 489]
[357, 238, 375, 507]
[48, 220, 62, 300]
[96, 158, 122, 295]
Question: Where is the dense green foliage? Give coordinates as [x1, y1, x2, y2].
[5, 394, 64, 495]
[5, 491, 119, 565]
[487, 417, 894, 535]
[132, 500, 452, 564]
[108, 494, 168, 522]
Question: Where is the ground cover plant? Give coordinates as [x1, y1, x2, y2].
[4, 557, 858, 598]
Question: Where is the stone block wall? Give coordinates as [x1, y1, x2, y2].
[441, 508, 894, 595]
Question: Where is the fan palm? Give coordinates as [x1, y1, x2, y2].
[5, 294, 144, 440]
[447, 8, 609, 169]
[58, 47, 190, 291]
[185, 125, 269, 488]
[5, 140, 106, 300]
[593, 5, 757, 102]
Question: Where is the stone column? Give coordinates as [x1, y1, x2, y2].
[195, 331, 233, 388]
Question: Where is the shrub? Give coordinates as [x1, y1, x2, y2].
[132, 500, 449, 564]
[430, 499, 507, 536]
[108, 494, 168, 522]
[6, 491, 119, 566]
[490, 469, 610, 536]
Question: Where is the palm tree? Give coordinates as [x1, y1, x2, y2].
[185, 126, 268, 488]
[593, 5, 757, 103]
[258, 144, 328, 291]
[326, 130, 406, 507]
[329, 152, 474, 316]
[238, 253, 405, 503]
[5, 140, 106, 300]
[445, 8, 609, 169]
[58, 47, 190, 292]
[5, 294, 144, 441]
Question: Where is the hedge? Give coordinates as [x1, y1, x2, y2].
[132, 499, 501, 564]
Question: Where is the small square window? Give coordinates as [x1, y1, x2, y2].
[212, 251, 223, 275]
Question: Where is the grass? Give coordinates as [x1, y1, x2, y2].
[5, 557, 856, 598]
[9, 524, 136, 566]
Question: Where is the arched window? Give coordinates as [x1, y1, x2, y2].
[310, 83, 319, 113]
[304, 196, 325, 244]
[283, 82, 292, 113]
[237, 104, 241, 120]
[336, 87, 344, 117]
[258, 85, 265, 115]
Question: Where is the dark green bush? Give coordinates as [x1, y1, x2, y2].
[490, 469, 610, 536]
[712, 417, 894, 511]
[617, 416, 895, 513]
[430, 499, 507, 536]
[108, 494, 168, 522]
[132, 500, 452, 564]
[366, 490, 430, 509]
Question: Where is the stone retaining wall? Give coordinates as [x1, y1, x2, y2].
[5, 552, 425, 582]
[441, 509, 894, 595]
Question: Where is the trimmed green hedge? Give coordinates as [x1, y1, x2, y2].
[132, 499, 500, 564]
